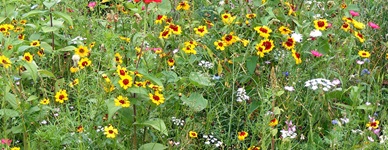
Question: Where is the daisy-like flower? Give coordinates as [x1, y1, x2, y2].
[269, 118, 278, 127]
[114, 53, 123, 64]
[155, 15, 167, 24]
[184, 41, 198, 47]
[358, 50, 370, 58]
[118, 75, 133, 90]
[292, 49, 302, 65]
[182, 45, 197, 54]
[189, 131, 198, 138]
[104, 125, 118, 138]
[311, 50, 323, 57]
[134, 81, 147, 88]
[30, 40, 40, 47]
[237, 131, 248, 141]
[70, 66, 79, 73]
[256, 45, 266, 57]
[159, 29, 171, 39]
[366, 119, 379, 129]
[55, 89, 68, 103]
[222, 33, 239, 46]
[19, 20, 27, 25]
[282, 37, 296, 50]
[354, 31, 365, 43]
[291, 32, 303, 42]
[176, 1, 190, 10]
[309, 29, 322, 38]
[278, 26, 292, 35]
[194, 25, 208, 37]
[77, 125, 84, 133]
[10, 147, 20, 150]
[248, 146, 260, 150]
[0, 55, 12, 68]
[352, 20, 365, 30]
[340, 3, 347, 9]
[165, 23, 182, 35]
[37, 47, 45, 57]
[23, 52, 33, 63]
[246, 13, 256, 19]
[214, 40, 226, 51]
[368, 22, 380, 29]
[18, 33, 25, 40]
[78, 57, 92, 69]
[254, 26, 272, 38]
[149, 91, 165, 105]
[167, 58, 175, 66]
[74, 45, 90, 57]
[69, 78, 79, 88]
[119, 36, 131, 42]
[240, 39, 249, 47]
[342, 17, 353, 23]
[258, 39, 275, 52]
[40, 98, 50, 105]
[114, 95, 130, 107]
[341, 22, 350, 32]
[285, 2, 296, 16]
[314, 19, 328, 30]
[89, 42, 96, 48]
[221, 13, 236, 25]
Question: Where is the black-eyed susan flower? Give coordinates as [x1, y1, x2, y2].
[314, 19, 328, 31]
[358, 50, 370, 58]
[184, 41, 198, 47]
[134, 81, 147, 88]
[258, 39, 275, 52]
[70, 66, 79, 73]
[69, 78, 79, 88]
[74, 45, 90, 57]
[155, 15, 167, 24]
[269, 118, 279, 127]
[149, 83, 163, 92]
[254, 26, 272, 38]
[342, 17, 353, 23]
[19, 20, 27, 25]
[23, 52, 33, 63]
[291, 50, 302, 65]
[18, 33, 25, 40]
[194, 25, 208, 37]
[176, 1, 190, 11]
[182, 45, 196, 54]
[30, 40, 40, 47]
[167, 58, 175, 66]
[340, 3, 347, 9]
[55, 89, 68, 103]
[116, 65, 128, 77]
[166, 24, 182, 35]
[214, 40, 226, 51]
[282, 37, 296, 50]
[37, 47, 45, 57]
[341, 22, 350, 32]
[256, 45, 266, 57]
[77, 125, 84, 133]
[159, 29, 171, 39]
[222, 32, 239, 46]
[149, 91, 165, 105]
[78, 57, 91, 69]
[114, 95, 130, 107]
[278, 26, 292, 35]
[119, 75, 133, 90]
[285, 2, 296, 16]
[246, 13, 256, 19]
[40, 98, 50, 105]
[366, 120, 379, 129]
[0, 55, 12, 68]
[10, 147, 20, 150]
[89, 42, 96, 48]
[237, 131, 248, 141]
[354, 31, 365, 43]
[114, 53, 123, 64]
[189, 131, 198, 138]
[248, 146, 260, 150]
[104, 125, 118, 138]
[352, 20, 365, 30]
[204, 19, 214, 27]
[14, 26, 24, 33]
[221, 13, 236, 25]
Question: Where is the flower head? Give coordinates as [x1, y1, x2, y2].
[221, 13, 236, 25]
[78, 57, 92, 69]
[189, 131, 198, 138]
[341, 22, 350, 32]
[114, 95, 130, 107]
[40, 98, 50, 105]
[214, 40, 226, 51]
[176, 1, 190, 10]
[354, 31, 365, 43]
[0, 55, 12, 68]
[278, 26, 292, 35]
[349, 10, 359, 17]
[282, 37, 296, 50]
[30, 40, 40, 47]
[74, 45, 90, 57]
[269, 118, 278, 127]
[368, 22, 380, 29]
[254, 26, 272, 38]
[358, 50, 370, 58]
[237, 131, 248, 141]
[314, 19, 328, 30]
[104, 125, 118, 138]
[149, 91, 165, 105]
[118, 75, 133, 90]
[23, 52, 33, 63]
[194, 25, 208, 37]
[55, 89, 68, 103]
[311, 50, 323, 57]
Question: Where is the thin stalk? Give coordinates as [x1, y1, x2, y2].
[50, 10, 55, 50]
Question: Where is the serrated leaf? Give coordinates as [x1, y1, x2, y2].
[189, 72, 213, 87]
[105, 99, 121, 122]
[53, 11, 73, 26]
[139, 143, 167, 150]
[135, 118, 168, 136]
[181, 92, 208, 112]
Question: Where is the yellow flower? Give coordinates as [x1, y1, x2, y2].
[189, 131, 198, 138]
[366, 120, 379, 129]
[0, 55, 12, 68]
[18, 33, 25, 40]
[257, 39, 275, 52]
[74, 45, 90, 57]
[256, 45, 266, 58]
[19, 20, 27, 25]
[278, 26, 292, 35]
[37, 47, 45, 57]
[341, 22, 350, 32]
[165, 24, 182, 35]
[254, 26, 272, 38]
[176, 1, 190, 10]
[77, 125, 84, 133]
[118, 75, 133, 90]
[102, 74, 111, 83]
[114, 53, 123, 64]
[269, 118, 279, 127]
[69, 78, 79, 88]
[358, 50, 370, 58]
[116, 65, 128, 77]
[221, 13, 236, 25]
[240, 39, 249, 47]
[114, 95, 130, 107]
[248, 146, 260, 150]
[314, 19, 328, 31]
[55, 89, 68, 103]
[285, 2, 296, 16]
[70, 66, 79, 73]
[10, 147, 20, 150]
[386, 53, 388, 60]
[40, 98, 50, 105]
[30, 40, 40, 47]
[352, 20, 365, 30]
[78, 57, 92, 69]
[238, 131, 248, 141]
[149, 91, 165, 105]
[222, 32, 239, 46]
[159, 29, 171, 39]
[23, 52, 33, 63]
[89, 42, 96, 48]
[167, 58, 175, 66]
[182, 45, 197, 54]
[282, 37, 296, 50]
[291, 50, 302, 65]
[104, 125, 118, 138]
[149, 83, 163, 92]
[119, 36, 131, 42]
[155, 15, 167, 24]
[354, 31, 365, 43]
[104, 84, 115, 92]
[134, 81, 147, 88]
[184, 41, 198, 47]
[214, 40, 226, 51]
[246, 13, 256, 19]
[194, 25, 208, 37]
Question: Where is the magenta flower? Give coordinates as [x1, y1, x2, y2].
[368, 22, 380, 29]
[349, 10, 359, 17]
[311, 50, 323, 57]
[88, 1, 97, 8]
[1, 139, 12, 146]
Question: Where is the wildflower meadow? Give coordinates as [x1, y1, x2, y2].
[1, 0, 388, 149]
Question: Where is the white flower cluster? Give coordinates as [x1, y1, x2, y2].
[291, 32, 303, 43]
[203, 134, 223, 147]
[171, 117, 185, 126]
[310, 29, 322, 38]
[304, 78, 341, 91]
[198, 60, 213, 69]
[236, 87, 249, 102]
[70, 36, 87, 44]
[280, 120, 297, 139]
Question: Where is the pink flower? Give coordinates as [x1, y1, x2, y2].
[311, 50, 323, 57]
[368, 22, 380, 29]
[349, 10, 359, 17]
[88, 1, 97, 8]
[327, 23, 332, 28]
[1, 139, 12, 146]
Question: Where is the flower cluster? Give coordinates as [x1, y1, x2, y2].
[202, 134, 223, 147]
[304, 78, 341, 91]
[198, 60, 213, 69]
[236, 87, 249, 102]
[280, 120, 297, 139]
[171, 117, 185, 126]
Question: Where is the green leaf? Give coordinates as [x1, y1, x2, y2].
[0, 109, 19, 118]
[5, 92, 18, 109]
[333, 103, 353, 110]
[139, 143, 167, 150]
[161, 71, 178, 83]
[52, 11, 73, 26]
[138, 70, 163, 87]
[21, 61, 39, 82]
[248, 100, 260, 115]
[189, 72, 214, 87]
[105, 99, 121, 122]
[181, 92, 208, 112]
[41, 26, 59, 33]
[0, 17, 6, 24]
[38, 70, 55, 78]
[57, 46, 76, 52]
[8, 124, 23, 134]
[276, 90, 285, 97]
[43, 0, 59, 8]
[246, 56, 258, 75]
[54, 78, 65, 92]
[271, 128, 278, 136]
[18, 46, 33, 53]
[273, 107, 282, 115]
[22, 10, 48, 18]
[27, 95, 39, 102]
[40, 42, 53, 54]
[356, 104, 373, 110]
[135, 118, 168, 136]
[156, 0, 171, 15]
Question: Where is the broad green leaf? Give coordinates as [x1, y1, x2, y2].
[105, 99, 121, 122]
[18, 46, 33, 53]
[356, 105, 373, 110]
[135, 118, 168, 136]
[5, 92, 18, 109]
[189, 72, 214, 87]
[43, 0, 60, 8]
[271, 128, 278, 136]
[38, 70, 55, 78]
[248, 100, 260, 115]
[8, 124, 23, 134]
[276, 90, 284, 97]
[42, 26, 59, 33]
[27, 95, 39, 102]
[40, 42, 53, 54]
[273, 107, 282, 115]
[138, 70, 163, 87]
[0, 109, 19, 118]
[156, 0, 171, 15]
[22, 10, 47, 18]
[53, 11, 73, 26]
[21, 61, 39, 82]
[246, 56, 258, 75]
[29, 33, 41, 41]
[0, 17, 6, 24]
[139, 143, 167, 150]
[181, 92, 208, 112]
[161, 71, 178, 83]
[57, 46, 76, 52]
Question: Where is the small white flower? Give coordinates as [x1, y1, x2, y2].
[310, 29, 322, 37]
[311, 85, 318, 90]
[368, 136, 375, 142]
[340, 117, 349, 124]
[313, 14, 322, 19]
[284, 86, 295, 91]
[331, 79, 341, 85]
[366, 102, 371, 106]
[40, 120, 47, 125]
